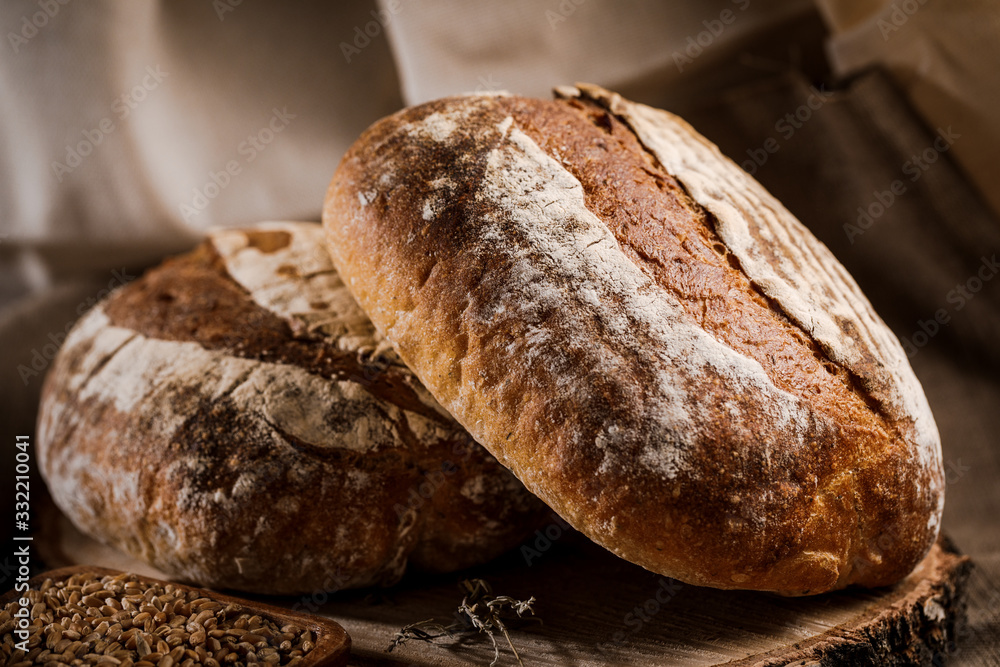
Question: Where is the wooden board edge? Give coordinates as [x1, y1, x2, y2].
[720, 536, 972, 667]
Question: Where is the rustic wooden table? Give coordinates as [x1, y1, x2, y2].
[36, 502, 969, 666]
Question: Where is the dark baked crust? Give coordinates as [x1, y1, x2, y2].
[322, 87, 944, 594]
[36, 222, 546, 594]
[103, 241, 440, 421]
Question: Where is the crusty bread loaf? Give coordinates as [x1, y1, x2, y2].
[322, 84, 945, 595]
[36, 222, 545, 595]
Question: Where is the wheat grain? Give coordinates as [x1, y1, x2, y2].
[1, 572, 315, 667]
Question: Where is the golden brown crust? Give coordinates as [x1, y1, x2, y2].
[322, 88, 944, 595]
[36, 222, 546, 595]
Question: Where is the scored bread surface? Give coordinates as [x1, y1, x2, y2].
[322, 85, 944, 594]
[37, 222, 544, 594]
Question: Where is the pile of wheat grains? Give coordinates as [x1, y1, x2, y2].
[0, 571, 316, 666]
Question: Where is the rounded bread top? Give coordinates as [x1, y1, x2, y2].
[322, 85, 944, 594]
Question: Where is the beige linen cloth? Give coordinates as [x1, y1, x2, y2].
[1, 0, 998, 662]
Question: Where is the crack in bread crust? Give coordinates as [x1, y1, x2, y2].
[564, 85, 940, 477]
[500, 95, 889, 439]
[102, 237, 448, 425]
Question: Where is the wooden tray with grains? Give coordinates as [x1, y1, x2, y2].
[31, 500, 971, 667]
[0, 564, 350, 667]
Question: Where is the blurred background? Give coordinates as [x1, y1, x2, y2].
[1, 0, 998, 662]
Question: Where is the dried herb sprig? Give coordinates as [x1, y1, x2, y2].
[387, 579, 538, 666]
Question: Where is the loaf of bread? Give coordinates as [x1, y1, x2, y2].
[322, 84, 945, 595]
[37, 222, 545, 595]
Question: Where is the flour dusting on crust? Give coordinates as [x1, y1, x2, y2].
[565, 84, 941, 482]
[569, 84, 943, 532]
[36, 222, 546, 594]
[470, 122, 815, 481]
[323, 90, 945, 594]
[211, 222, 391, 354]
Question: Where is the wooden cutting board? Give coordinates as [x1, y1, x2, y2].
[34, 502, 971, 666]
